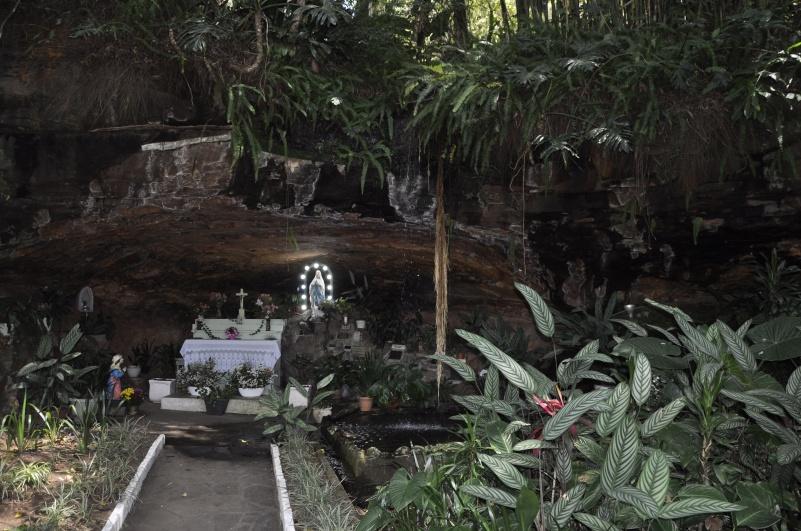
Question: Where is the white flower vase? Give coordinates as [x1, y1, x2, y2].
[187, 386, 209, 397]
[238, 387, 264, 398]
[288, 385, 311, 407]
[149, 379, 175, 402]
[127, 365, 142, 378]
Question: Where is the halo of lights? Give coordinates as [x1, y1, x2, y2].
[297, 262, 334, 312]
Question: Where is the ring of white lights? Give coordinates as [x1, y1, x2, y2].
[298, 262, 334, 311]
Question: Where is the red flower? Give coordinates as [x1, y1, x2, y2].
[532, 394, 565, 416]
[529, 389, 577, 455]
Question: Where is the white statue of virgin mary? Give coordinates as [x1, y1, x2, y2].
[309, 270, 326, 318]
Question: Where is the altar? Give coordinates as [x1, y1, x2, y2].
[180, 339, 281, 372]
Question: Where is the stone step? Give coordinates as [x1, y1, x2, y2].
[160, 394, 265, 415]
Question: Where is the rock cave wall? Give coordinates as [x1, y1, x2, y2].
[2, 26, 801, 372]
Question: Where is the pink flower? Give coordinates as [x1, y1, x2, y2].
[533, 394, 565, 416]
[529, 389, 577, 455]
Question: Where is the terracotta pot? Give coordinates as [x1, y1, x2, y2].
[358, 396, 373, 412]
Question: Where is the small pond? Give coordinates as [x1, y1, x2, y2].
[323, 409, 462, 506]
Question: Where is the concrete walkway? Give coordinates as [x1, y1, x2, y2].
[123, 404, 281, 531]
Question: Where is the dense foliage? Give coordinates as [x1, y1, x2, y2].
[27, 0, 793, 190]
[358, 282, 801, 530]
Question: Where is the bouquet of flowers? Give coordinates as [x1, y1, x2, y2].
[232, 363, 272, 389]
[120, 387, 145, 405]
[225, 326, 240, 340]
[209, 292, 227, 317]
[176, 359, 219, 389]
[193, 302, 210, 318]
[255, 294, 278, 318]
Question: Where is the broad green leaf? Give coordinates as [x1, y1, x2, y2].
[747, 316, 801, 361]
[638, 450, 670, 506]
[288, 378, 308, 398]
[574, 436, 605, 464]
[429, 354, 476, 382]
[745, 409, 799, 444]
[573, 512, 622, 531]
[676, 316, 719, 360]
[523, 362, 556, 396]
[720, 389, 784, 416]
[735, 482, 781, 529]
[550, 484, 585, 527]
[460, 484, 517, 508]
[601, 416, 640, 493]
[60, 324, 83, 354]
[787, 365, 801, 398]
[659, 497, 744, 519]
[497, 452, 541, 468]
[614, 337, 687, 370]
[516, 487, 540, 530]
[316, 373, 334, 389]
[575, 340, 600, 359]
[777, 444, 801, 465]
[512, 439, 554, 451]
[35, 335, 53, 358]
[608, 486, 658, 518]
[485, 366, 499, 400]
[641, 398, 686, 438]
[677, 484, 727, 500]
[503, 420, 529, 437]
[262, 424, 283, 435]
[717, 320, 757, 372]
[515, 282, 554, 338]
[630, 354, 652, 406]
[644, 298, 693, 322]
[596, 383, 630, 437]
[457, 330, 536, 394]
[611, 319, 648, 336]
[478, 453, 526, 490]
[542, 389, 610, 441]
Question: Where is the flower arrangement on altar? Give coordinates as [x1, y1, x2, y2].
[225, 326, 240, 340]
[176, 359, 219, 390]
[209, 292, 227, 317]
[193, 302, 210, 318]
[231, 363, 272, 389]
[120, 386, 145, 405]
[255, 293, 278, 318]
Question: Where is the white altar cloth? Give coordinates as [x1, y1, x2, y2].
[180, 339, 281, 372]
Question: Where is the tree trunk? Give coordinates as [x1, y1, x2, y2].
[515, 0, 529, 30]
[499, 0, 512, 39]
[452, 0, 470, 48]
[434, 155, 448, 402]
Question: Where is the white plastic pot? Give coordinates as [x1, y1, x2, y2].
[149, 378, 175, 402]
[288, 385, 311, 407]
[238, 387, 264, 398]
[127, 365, 142, 378]
[187, 386, 209, 397]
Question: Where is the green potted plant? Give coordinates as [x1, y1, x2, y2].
[126, 340, 151, 378]
[198, 373, 236, 415]
[175, 359, 218, 397]
[355, 352, 385, 413]
[231, 363, 272, 398]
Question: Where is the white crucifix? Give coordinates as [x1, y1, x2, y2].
[236, 288, 248, 321]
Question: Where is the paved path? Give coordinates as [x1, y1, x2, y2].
[124, 404, 281, 531]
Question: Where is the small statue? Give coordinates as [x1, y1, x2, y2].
[309, 270, 326, 318]
[106, 354, 126, 400]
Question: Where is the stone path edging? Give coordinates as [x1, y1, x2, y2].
[270, 443, 296, 531]
[101, 433, 166, 531]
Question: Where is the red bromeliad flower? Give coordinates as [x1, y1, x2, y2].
[532, 394, 565, 416]
[530, 389, 577, 455]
